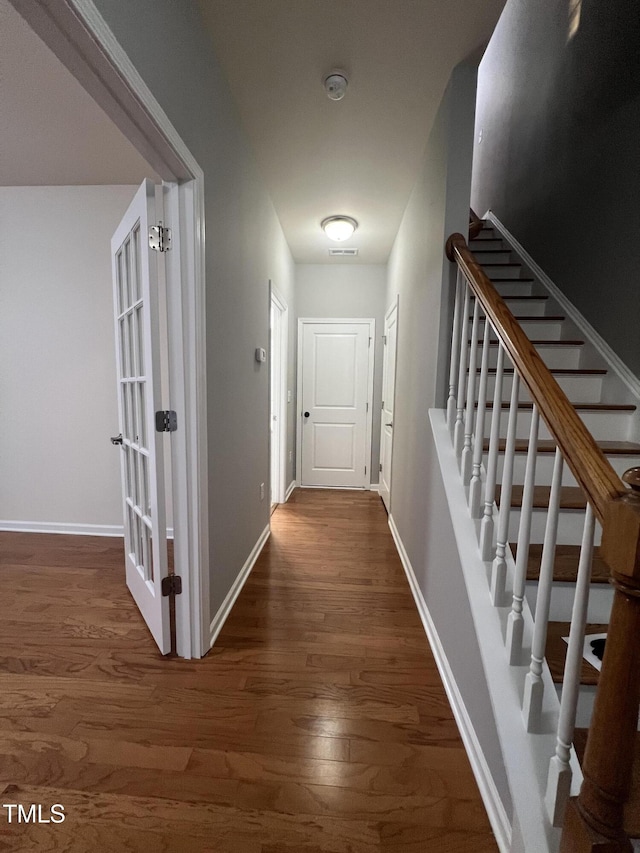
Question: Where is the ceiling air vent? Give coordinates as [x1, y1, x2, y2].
[329, 247, 359, 257]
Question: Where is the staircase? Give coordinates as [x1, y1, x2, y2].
[441, 214, 640, 851]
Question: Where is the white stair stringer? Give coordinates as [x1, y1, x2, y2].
[428, 409, 581, 853]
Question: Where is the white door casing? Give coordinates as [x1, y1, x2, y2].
[298, 319, 374, 488]
[269, 286, 288, 506]
[379, 298, 399, 511]
[111, 179, 170, 654]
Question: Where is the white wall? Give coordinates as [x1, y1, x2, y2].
[0, 185, 137, 530]
[91, 0, 296, 622]
[385, 64, 513, 817]
[295, 263, 387, 482]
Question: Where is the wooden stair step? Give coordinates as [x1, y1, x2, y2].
[485, 439, 640, 455]
[489, 277, 535, 282]
[573, 729, 640, 838]
[480, 261, 522, 267]
[511, 543, 611, 584]
[474, 339, 585, 346]
[473, 248, 513, 254]
[496, 484, 586, 510]
[474, 368, 606, 376]
[545, 621, 607, 686]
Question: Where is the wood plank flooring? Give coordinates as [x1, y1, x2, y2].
[0, 489, 497, 852]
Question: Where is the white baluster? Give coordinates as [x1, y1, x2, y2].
[506, 406, 540, 665]
[461, 299, 481, 484]
[453, 285, 471, 459]
[447, 270, 464, 436]
[523, 448, 564, 732]
[545, 503, 595, 826]
[479, 345, 505, 560]
[469, 318, 491, 517]
[491, 371, 520, 606]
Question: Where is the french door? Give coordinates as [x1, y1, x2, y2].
[111, 179, 170, 654]
[299, 319, 374, 488]
[379, 298, 398, 511]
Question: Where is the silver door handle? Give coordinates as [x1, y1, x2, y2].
[111, 433, 123, 445]
[385, 422, 393, 428]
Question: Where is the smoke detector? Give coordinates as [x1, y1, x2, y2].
[324, 71, 348, 101]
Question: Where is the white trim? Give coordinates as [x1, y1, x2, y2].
[296, 317, 375, 490]
[284, 480, 296, 502]
[209, 525, 270, 648]
[486, 210, 640, 402]
[0, 521, 176, 538]
[388, 513, 512, 853]
[14, 0, 210, 658]
[369, 483, 380, 493]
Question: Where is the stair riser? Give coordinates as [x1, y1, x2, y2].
[470, 299, 548, 318]
[473, 251, 514, 264]
[482, 264, 526, 279]
[484, 410, 634, 441]
[471, 343, 583, 369]
[469, 239, 504, 251]
[492, 281, 535, 297]
[483, 373, 603, 404]
[506, 508, 602, 546]
[524, 581, 613, 624]
[494, 452, 640, 487]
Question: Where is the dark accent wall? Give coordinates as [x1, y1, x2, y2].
[471, 0, 640, 377]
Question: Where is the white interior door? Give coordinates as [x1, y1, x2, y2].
[300, 320, 373, 488]
[379, 299, 398, 512]
[111, 179, 170, 654]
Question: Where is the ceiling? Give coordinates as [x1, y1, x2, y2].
[0, 0, 159, 186]
[198, 0, 505, 263]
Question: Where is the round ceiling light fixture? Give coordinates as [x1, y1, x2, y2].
[321, 215, 358, 242]
[324, 71, 348, 101]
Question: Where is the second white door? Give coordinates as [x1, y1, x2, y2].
[299, 320, 374, 488]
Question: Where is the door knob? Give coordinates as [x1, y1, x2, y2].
[304, 411, 310, 418]
[111, 433, 123, 445]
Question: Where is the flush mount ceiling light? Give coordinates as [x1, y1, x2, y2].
[324, 71, 348, 101]
[321, 216, 358, 242]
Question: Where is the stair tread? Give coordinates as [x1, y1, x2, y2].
[573, 729, 640, 838]
[483, 401, 636, 411]
[480, 261, 522, 267]
[486, 438, 640, 455]
[496, 484, 586, 509]
[475, 368, 606, 375]
[473, 248, 513, 254]
[476, 339, 585, 346]
[511, 543, 611, 583]
[546, 621, 607, 686]
[501, 294, 549, 300]
[489, 277, 535, 282]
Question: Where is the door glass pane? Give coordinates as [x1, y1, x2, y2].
[116, 249, 124, 315]
[123, 238, 131, 309]
[132, 224, 141, 303]
[136, 305, 145, 375]
[138, 382, 147, 450]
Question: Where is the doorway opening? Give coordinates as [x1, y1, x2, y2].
[269, 286, 288, 510]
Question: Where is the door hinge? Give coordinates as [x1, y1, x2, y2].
[156, 410, 177, 432]
[161, 574, 182, 597]
[368, 337, 372, 348]
[379, 463, 382, 472]
[149, 222, 172, 252]
[365, 466, 367, 475]
[366, 402, 369, 412]
[382, 335, 387, 345]
[381, 400, 384, 410]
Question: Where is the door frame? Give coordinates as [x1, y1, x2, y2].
[296, 318, 375, 490]
[12, 0, 209, 659]
[379, 296, 399, 512]
[269, 285, 288, 507]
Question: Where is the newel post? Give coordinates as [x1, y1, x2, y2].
[560, 469, 640, 853]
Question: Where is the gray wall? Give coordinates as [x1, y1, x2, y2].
[93, 0, 296, 622]
[386, 63, 512, 816]
[472, 0, 640, 377]
[295, 264, 387, 482]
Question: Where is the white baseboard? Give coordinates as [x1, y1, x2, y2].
[0, 521, 175, 539]
[369, 482, 380, 493]
[486, 210, 640, 402]
[284, 480, 296, 502]
[0, 520, 124, 537]
[209, 524, 270, 649]
[388, 513, 512, 853]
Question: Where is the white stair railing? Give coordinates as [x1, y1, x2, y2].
[491, 371, 519, 606]
[453, 285, 471, 459]
[447, 269, 464, 435]
[469, 319, 491, 517]
[479, 342, 504, 561]
[461, 299, 481, 484]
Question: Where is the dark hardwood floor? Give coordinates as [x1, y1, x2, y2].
[0, 489, 497, 852]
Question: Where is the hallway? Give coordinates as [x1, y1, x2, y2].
[0, 490, 497, 852]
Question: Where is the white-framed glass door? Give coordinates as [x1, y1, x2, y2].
[111, 179, 170, 654]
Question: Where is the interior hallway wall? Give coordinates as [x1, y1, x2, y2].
[295, 263, 387, 483]
[472, 0, 640, 378]
[91, 0, 296, 626]
[385, 63, 512, 817]
[0, 184, 136, 530]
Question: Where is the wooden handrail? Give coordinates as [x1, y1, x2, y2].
[446, 229, 640, 853]
[469, 208, 483, 240]
[446, 232, 625, 525]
